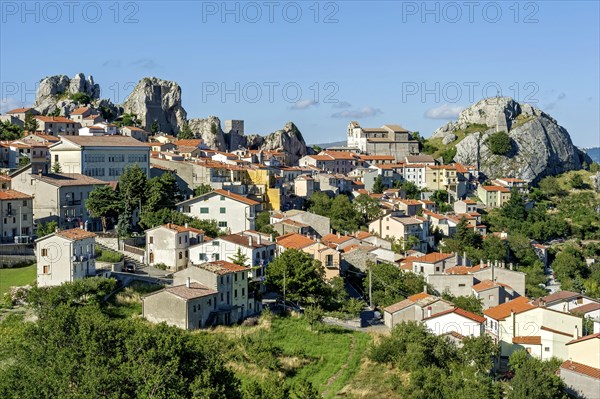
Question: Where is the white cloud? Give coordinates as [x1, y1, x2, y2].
[0, 98, 28, 114]
[291, 99, 318, 110]
[332, 101, 352, 109]
[331, 106, 382, 119]
[424, 103, 464, 120]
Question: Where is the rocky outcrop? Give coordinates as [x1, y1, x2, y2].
[33, 73, 101, 115]
[436, 97, 581, 182]
[187, 116, 227, 151]
[122, 77, 187, 134]
[260, 122, 308, 164]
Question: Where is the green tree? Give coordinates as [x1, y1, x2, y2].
[18, 157, 30, 167]
[255, 211, 271, 231]
[366, 262, 428, 308]
[36, 221, 58, 237]
[86, 185, 121, 232]
[372, 175, 385, 194]
[311, 145, 322, 153]
[265, 249, 326, 305]
[150, 120, 160, 134]
[69, 92, 92, 104]
[590, 162, 600, 173]
[353, 194, 382, 225]
[139, 208, 221, 238]
[440, 146, 457, 164]
[229, 248, 249, 266]
[120, 113, 139, 127]
[552, 246, 588, 284]
[51, 162, 62, 173]
[538, 176, 564, 197]
[308, 192, 332, 217]
[178, 121, 194, 139]
[211, 122, 218, 136]
[194, 183, 213, 197]
[441, 293, 484, 315]
[482, 235, 507, 262]
[293, 378, 320, 399]
[508, 351, 567, 399]
[394, 180, 420, 199]
[329, 195, 360, 233]
[485, 131, 512, 155]
[0, 120, 23, 140]
[304, 305, 324, 331]
[145, 172, 179, 211]
[23, 112, 38, 133]
[118, 164, 148, 221]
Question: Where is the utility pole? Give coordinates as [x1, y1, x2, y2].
[368, 267, 373, 310]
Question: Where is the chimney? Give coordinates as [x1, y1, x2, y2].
[337, 232, 341, 239]
[463, 251, 467, 266]
[573, 326, 579, 340]
[184, 222, 188, 228]
[427, 306, 432, 318]
[492, 260, 495, 282]
[186, 277, 191, 288]
[423, 284, 427, 293]
[270, 234, 273, 242]
[249, 236, 253, 246]
[257, 235, 262, 245]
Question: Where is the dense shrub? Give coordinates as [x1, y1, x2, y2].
[485, 131, 512, 155]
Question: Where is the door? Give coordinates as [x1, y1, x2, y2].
[149, 252, 154, 263]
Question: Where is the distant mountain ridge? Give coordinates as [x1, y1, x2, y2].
[583, 147, 600, 163]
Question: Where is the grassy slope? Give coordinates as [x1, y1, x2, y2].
[424, 123, 489, 159]
[0, 265, 36, 294]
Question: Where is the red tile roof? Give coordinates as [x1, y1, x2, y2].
[166, 282, 218, 300]
[570, 303, 600, 315]
[483, 297, 535, 320]
[408, 292, 431, 301]
[480, 185, 511, 193]
[213, 189, 260, 206]
[35, 116, 73, 123]
[276, 233, 316, 250]
[70, 107, 89, 115]
[540, 290, 580, 304]
[0, 189, 32, 200]
[560, 360, 600, 379]
[383, 298, 415, 314]
[472, 280, 511, 292]
[413, 252, 454, 264]
[6, 107, 32, 114]
[567, 333, 600, 346]
[195, 260, 249, 275]
[162, 223, 204, 234]
[424, 307, 486, 324]
[55, 228, 97, 240]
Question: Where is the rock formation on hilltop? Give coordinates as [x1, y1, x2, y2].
[33, 73, 114, 116]
[187, 116, 227, 151]
[122, 77, 187, 134]
[259, 122, 308, 164]
[431, 97, 584, 182]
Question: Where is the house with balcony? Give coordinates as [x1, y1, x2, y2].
[10, 166, 108, 231]
[36, 228, 97, 287]
[368, 213, 432, 252]
[145, 223, 206, 271]
[276, 233, 341, 280]
[142, 260, 256, 329]
[188, 232, 276, 283]
[177, 189, 260, 234]
[0, 190, 33, 243]
[34, 116, 80, 136]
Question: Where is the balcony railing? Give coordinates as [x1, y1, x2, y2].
[62, 200, 82, 207]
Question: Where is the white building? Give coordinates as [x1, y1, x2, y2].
[36, 228, 97, 287]
[177, 189, 260, 233]
[0, 189, 34, 243]
[49, 135, 150, 181]
[145, 223, 206, 271]
[188, 232, 276, 282]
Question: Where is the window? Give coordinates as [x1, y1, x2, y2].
[199, 253, 206, 261]
[22, 200, 27, 206]
[544, 347, 550, 352]
[54, 155, 59, 162]
[326, 254, 334, 267]
[220, 195, 225, 201]
[212, 240, 219, 246]
[218, 221, 227, 227]
[234, 289, 238, 298]
[179, 252, 183, 259]
[200, 207, 209, 214]
[41, 248, 48, 256]
[149, 236, 153, 244]
[242, 288, 245, 296]
[220, 293, 223, 301]
[458, 283, 466, 287]
[242, 272, 245, 280]
[178, 236, 181, 244]
[43, 265, 49, 274]
[185, 236, 188, 243]
[234, 273, 238, 282]
[185, 250, 188, 258]
[488, 295, 494, 301]
[220, 207, 226, 214]
[208, 299, 212, 306]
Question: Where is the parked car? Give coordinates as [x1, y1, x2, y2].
[123, 262, 136, 273]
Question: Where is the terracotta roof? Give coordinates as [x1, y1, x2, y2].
[480, 185, 511, 192]
[383, 298, 415, 314]
[59, 135, 146, 147]
[405, 155, 435, 163]
[484, 297, 535, 320]
[408, 292, 431, 301]
[413, 252, 454, 264]
[70, 107, 89, 115]
[195, 260, 249, 275]
[55, 228, 97, 240]
[213, 189, 260, 206]
[472, 280, 510, 292]
[35, 116, 73, 123]
[276, 233, 316, 250]
[161, 223, 204, 234]
[570, 303, 600, 315]
[560, 361, 600, 379]
[123, 125, 148, 132]
[322, 233, 354, 245]
[512, 336, 541, 345]
[424, 307, 486, 324]
[6, 107, 32, 114]
[220, 234, 273, 248]
[322, 151, 359, 160]
[567, 333, 600, 346]
[541, 290, 580, 304]
[33, 173, 107, 187]
[175, 139, 203, 147]
[0, 189, 32, 200]
[166, 282, 218, 300]
[355, 231, 372, 240]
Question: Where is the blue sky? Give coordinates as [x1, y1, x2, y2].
[1, 1, 599, 146]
